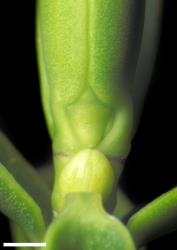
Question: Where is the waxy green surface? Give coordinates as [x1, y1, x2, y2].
[1, 1, 176, 250]
[45, 193, 136, 250]
[37, 0, 145, 158]
[0, 132, 52, 224]
[37, 0, 145, 219]
[127, 187, 177, 248]
[0, 163, 45, 241]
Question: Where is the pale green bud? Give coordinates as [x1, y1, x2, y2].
[52, 149, 114, 212]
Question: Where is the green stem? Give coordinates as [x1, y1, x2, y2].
[0, 131, 52, 224]
[10, 223, 33, 250]
[127, 187, 177, 248]
[113, 188, 134, 220]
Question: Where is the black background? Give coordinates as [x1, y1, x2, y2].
[0, 0, 176, 249]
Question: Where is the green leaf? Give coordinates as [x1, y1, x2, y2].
[0, 162, 46, 241]
[36, 0, 145, 158]
[127, 187, 177, 248]
[133, 0, 163, 124]
[0, 131, 52, 224]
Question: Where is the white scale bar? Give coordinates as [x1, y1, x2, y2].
[3, 243, 46, 247]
